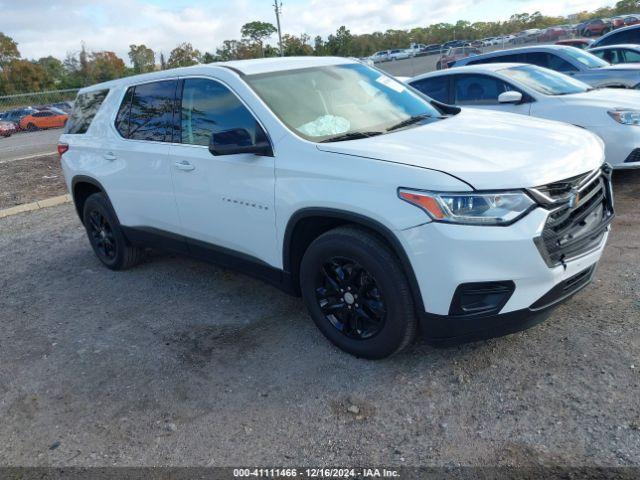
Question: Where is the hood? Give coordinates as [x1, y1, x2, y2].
[560, 87, 640, 109]
[317, 109, 604, 190]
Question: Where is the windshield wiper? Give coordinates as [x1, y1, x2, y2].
[386, 113, 436, 132]
[319, 131, 384, 143]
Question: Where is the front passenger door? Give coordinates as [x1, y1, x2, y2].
[452, 74, 531, 115]
[169, 77, 278, 267]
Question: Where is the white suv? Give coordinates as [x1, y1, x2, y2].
[59, 57, 614, 359]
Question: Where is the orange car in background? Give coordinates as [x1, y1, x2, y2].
[19, 109, 68, 131]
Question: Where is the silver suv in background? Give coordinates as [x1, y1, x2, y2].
[453, 45, 640, 89]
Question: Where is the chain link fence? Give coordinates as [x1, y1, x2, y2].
[0, 88, 79, 114]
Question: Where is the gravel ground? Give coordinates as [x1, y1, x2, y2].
[0, 154, 65, 209]
[0, 170, 638, 468]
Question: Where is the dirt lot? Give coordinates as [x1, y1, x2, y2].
[0, 154, 66, 209]
[0, 171, 638, 468]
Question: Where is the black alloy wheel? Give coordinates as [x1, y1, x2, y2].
[315, 257, 386, 340]
[82, 192, 143, 270]
[87, 209, 117, 262]
[299, 226, 417, 359]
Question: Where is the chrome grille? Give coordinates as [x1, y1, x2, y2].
[530, 165, 615, 268]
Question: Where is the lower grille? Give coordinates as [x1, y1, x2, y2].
[530, 165, 615, 268]
[624, 148, 640, 163]
[530, 265, 595, 310]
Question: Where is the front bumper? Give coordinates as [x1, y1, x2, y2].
[418, 262, 598, 345]
[397, 204, 610, 343]
[589, 124, 640, 169]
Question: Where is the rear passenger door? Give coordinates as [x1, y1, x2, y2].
[169, 77, 277, 266]
[107, 80, 184, 238]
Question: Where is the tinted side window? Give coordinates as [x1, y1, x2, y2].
[128, 81, 177, 142]
[65, 89, 109, 134]
[524, 52, 577, 72]
[596, 48, 622, 64]
[454, 74, 511, 105]
[115, 87, 133, 137]
[622, 49, 640, 63]
[599, 28, 640, 46]
[180, 78, 260, 147]
[410, 76, 450, 103]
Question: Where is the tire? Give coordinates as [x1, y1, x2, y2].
[26, 123, 38, 131]
[82, 192, 143, 270]
[299, 226, 417, 359]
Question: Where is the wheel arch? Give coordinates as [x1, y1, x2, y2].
[282, 208, 426, 312]
[71, 175, 108, 223]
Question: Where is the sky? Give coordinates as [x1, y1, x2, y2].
[1, 0, 614, 63]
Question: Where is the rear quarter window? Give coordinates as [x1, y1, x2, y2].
[65, 89, 109, 134]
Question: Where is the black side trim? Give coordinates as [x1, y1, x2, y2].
[121, 226, 296, 294]
[282, 208, 426, 312]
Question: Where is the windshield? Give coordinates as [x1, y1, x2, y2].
[500, 65, 591, 95]
[562, 47, 609, 69]
[245, 63, 443, 142]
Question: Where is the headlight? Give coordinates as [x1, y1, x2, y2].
[608, 109, 640, 125]
[398, 189, 536, 225]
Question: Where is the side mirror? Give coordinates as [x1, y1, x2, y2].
[209, 127, 273, 157]
[498, 91, 523, 104]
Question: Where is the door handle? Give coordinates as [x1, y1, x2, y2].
[103, 152, 117, 161]
[174, 160, 195, 171]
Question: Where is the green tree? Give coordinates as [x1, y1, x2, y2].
[313, 36, 326, 56]
[0, 32, 20, 67]
[326, 26, 353, 56]
[167, 42, 201, 68]
[241, 21, 277, 57]
[36, 56, 65, 86]
[215, 39, 258, 61]
[201, 51, 216, 63]
[281, 34, 313, 56]
[128, 44, 155, 73]
[89, 51, 126, 83]
[2, 60, 52, 93]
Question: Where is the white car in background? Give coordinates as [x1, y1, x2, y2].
[387, 49, 411, 61]
[369, 51, 390, 63]
[368, 51, 390, 63]
[407, 63, 640, 169]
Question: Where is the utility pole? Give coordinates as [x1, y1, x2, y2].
[273, 0, 283, 56]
